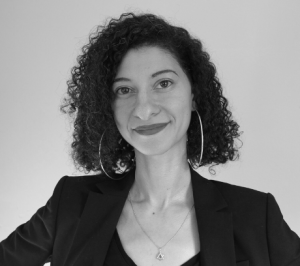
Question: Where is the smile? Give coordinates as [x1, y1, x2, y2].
[134, 123, 169, 136]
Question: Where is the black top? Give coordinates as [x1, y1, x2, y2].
[1, 169, 300, 265]
[104, 229, 200, 266]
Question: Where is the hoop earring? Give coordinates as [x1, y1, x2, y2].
[99, 131, 135, 180]
[188, 109, 204, 167]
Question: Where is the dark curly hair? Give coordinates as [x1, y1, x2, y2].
[60, 12, 241, 175]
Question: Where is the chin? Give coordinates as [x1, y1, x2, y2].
[132, 139, 173, 157]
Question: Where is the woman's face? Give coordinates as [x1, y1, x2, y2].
[111, 46, 194, 156]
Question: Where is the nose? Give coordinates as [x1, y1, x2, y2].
[132, 89, 160, 120]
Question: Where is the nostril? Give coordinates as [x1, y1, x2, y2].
[133, 103, 160, 121]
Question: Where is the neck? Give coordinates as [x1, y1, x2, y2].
[131, 145, 192, 209]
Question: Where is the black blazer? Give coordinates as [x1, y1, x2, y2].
[1, 167, 300, 266]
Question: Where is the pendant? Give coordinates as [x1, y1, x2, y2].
[156, 248, 165, 260]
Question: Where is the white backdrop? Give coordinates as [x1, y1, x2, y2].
[1, 0, 299, 246]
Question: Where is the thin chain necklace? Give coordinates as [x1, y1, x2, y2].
[128, 191, 194, 261]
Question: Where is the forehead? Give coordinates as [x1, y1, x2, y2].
[116, 46, 182, 77]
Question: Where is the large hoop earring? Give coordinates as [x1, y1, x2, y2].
[99, 131, 135, 180]
[188, 109, 204, 167]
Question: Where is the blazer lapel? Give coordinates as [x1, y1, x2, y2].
[66, 167, 236, 266]
[191, 167, 236, 266]
[66, 170, 135, 266]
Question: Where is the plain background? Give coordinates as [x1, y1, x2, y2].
[1, 0, 299, 251]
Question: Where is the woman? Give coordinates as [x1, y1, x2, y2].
[1, 13, 299, 266]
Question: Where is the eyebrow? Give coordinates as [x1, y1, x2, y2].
[152, 69, 178, 78]
[113, 69, 178, 83]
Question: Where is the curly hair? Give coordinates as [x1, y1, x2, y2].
[60, 12, 241, 175]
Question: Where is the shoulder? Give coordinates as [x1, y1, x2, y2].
[209, 179, 269, 213]
[60, 174, 106, 192]
[211, 179, 267, 201]
[53, 172, 133, 203]
[49, 174, 112, 220]
[207, 179, 275, 238]
[51, 174, 107, 205]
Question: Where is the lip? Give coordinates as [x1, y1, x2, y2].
[134, 123, 169, 131]
[134, 122, 169, 136]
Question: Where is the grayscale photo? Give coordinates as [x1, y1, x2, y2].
[1, 1, 299, 265]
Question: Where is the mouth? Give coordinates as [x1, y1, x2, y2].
[134, 122, 169, 136]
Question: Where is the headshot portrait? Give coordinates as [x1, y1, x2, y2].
[0, 1, 299, 265]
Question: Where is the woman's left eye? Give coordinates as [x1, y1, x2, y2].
[157, 80, 172, 89]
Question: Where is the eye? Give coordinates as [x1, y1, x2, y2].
[115, 87, 131, 95]
[157, 80, 173, 89]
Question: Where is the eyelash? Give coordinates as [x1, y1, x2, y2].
[157, 80, 173, 89]
[115, 80, 173, 95]
[115, 87, 131, 95]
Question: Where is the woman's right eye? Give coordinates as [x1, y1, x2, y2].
[116, 87, 131, 95]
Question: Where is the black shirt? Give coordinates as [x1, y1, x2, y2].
[104, 230, 200, 266]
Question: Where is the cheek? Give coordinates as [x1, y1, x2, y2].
[113, 102, 130, 131]
[170, 94, 193, 130]
[112, 102, 121, 127]
[177, 104, 192, 128]
[114, 110, 124, 130]
[168, 93, 192, 117]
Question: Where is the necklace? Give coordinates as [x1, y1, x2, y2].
[128, 191, 194, 261]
